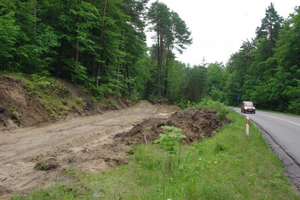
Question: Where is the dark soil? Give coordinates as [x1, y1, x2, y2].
[115, 108, 232, 145]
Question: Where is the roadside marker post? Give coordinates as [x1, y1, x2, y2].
[246, 116, 249, 136]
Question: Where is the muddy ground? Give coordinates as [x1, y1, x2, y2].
[0, 75, 231, 199]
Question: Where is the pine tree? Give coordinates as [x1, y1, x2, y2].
[256, 3, 284, 56]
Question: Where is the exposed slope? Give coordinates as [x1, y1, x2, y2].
[0, 75, 130, 131]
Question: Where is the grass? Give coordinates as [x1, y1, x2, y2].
[12, 112, 299, 200]
[4, 73, 87, 117]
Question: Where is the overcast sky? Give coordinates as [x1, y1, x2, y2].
[146, 0, 299, 66]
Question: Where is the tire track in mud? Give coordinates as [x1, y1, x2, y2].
[0, 101, 171, 199]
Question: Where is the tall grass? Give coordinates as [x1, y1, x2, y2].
[13, 112, 299, 200]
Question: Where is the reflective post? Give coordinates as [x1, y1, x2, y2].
[246, 116, 249, 136]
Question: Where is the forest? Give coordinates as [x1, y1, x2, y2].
[0, 0, 299, 114]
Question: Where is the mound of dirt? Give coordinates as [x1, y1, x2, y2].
[115, 108, 232, 144]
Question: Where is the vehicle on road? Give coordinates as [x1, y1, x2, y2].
[241, 101, 256, 114]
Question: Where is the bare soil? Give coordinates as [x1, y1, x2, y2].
[0, 75, 231, 199]
[0, 75, 53, 129]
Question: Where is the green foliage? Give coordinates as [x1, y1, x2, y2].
[147, 1, 192, 98]
[1, 0, 300, 114]
[0, 1, 19, 70]
[75, 97, 85, 106]
[155, 126, 185, 154]
[28, 157, 35, 162]
[185, 65, 208, 102]
[154, 126, 186, 174]
[65, 167, 76, 175]
[176, 99, 231, 121]
[108, 99, 115, 107]
[10, 106, 20, 121]
[32, 74, 53, 88]
[12, 74, 91, 117]
[197, 99, 230, 121]
[222, 5, 300, 114]
[0, 0, 151, 102]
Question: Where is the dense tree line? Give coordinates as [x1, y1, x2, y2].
[1, 1, 299, 114]
[158, 3, 300, 115]
[0, 0, 151, 99]
[222, 4, 300, 114]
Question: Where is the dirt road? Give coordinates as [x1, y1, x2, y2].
[0, 101, 177, 199]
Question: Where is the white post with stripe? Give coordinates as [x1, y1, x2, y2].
[246, 116, 249, 136]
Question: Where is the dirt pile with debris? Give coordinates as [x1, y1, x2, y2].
[115, 108, 232, 145]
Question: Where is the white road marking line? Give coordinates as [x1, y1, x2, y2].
[258, 112, 300, 127]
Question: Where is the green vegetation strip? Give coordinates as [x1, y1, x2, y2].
[13, 112, 299, 200]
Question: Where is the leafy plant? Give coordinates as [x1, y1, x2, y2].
[32, 74, 53, 88]
[214, 142, 226, 153]
[108, 99, 115, 107]
[28, 157, 35, 162]
[75, 97, 85, 106]
[155, 126, 186, 154]
[155, 126, 186, 173]
[217, 106, 229, 121]
[10, 107, 19, 120]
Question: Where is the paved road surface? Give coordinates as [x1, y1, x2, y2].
[233, 108, 300, 189]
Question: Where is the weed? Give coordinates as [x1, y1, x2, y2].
[65, 167, 76, 175]
[214, 142, 226, 153]
[217, 106, 229, 121]
[154, 126, 185, 154]
[75, 97, 85, 106]
[154, 126, 186, 173]
[28, 157, 35, 162]
[32, 74, 53, 88]
[11, 110, 19, 120]
[199, 133, 205, 141]
[34, 162, 57, 171]
[108, 99, 115, 107]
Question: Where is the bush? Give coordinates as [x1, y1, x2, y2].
[177, 99, 231, 121]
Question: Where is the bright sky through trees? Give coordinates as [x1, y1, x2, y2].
[147, 0, 299, 66]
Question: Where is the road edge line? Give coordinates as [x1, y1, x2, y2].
[249, 117, 300, 192]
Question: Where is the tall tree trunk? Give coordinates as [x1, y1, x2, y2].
[74, 0, 81, 84]
[91, 0, 96, 78]
[199, 73, 203, 101]
[92, 55, 95, 78]
[96, 0, 108, 87]
[33, 1, 37, 40]
[158, 24, 164, 98]
[157, 29, 162, 97]
[75, 39, 79, 84]
[164, 47, 171, 97]
[126, 65, 131, 93]
[33, 1, 37, 71]
[269, 27, 273, 57]
[159, 31, 164, 98]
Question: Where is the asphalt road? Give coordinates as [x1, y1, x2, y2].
[233, 108, 300, 163]
[233, 107, 300, 189]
